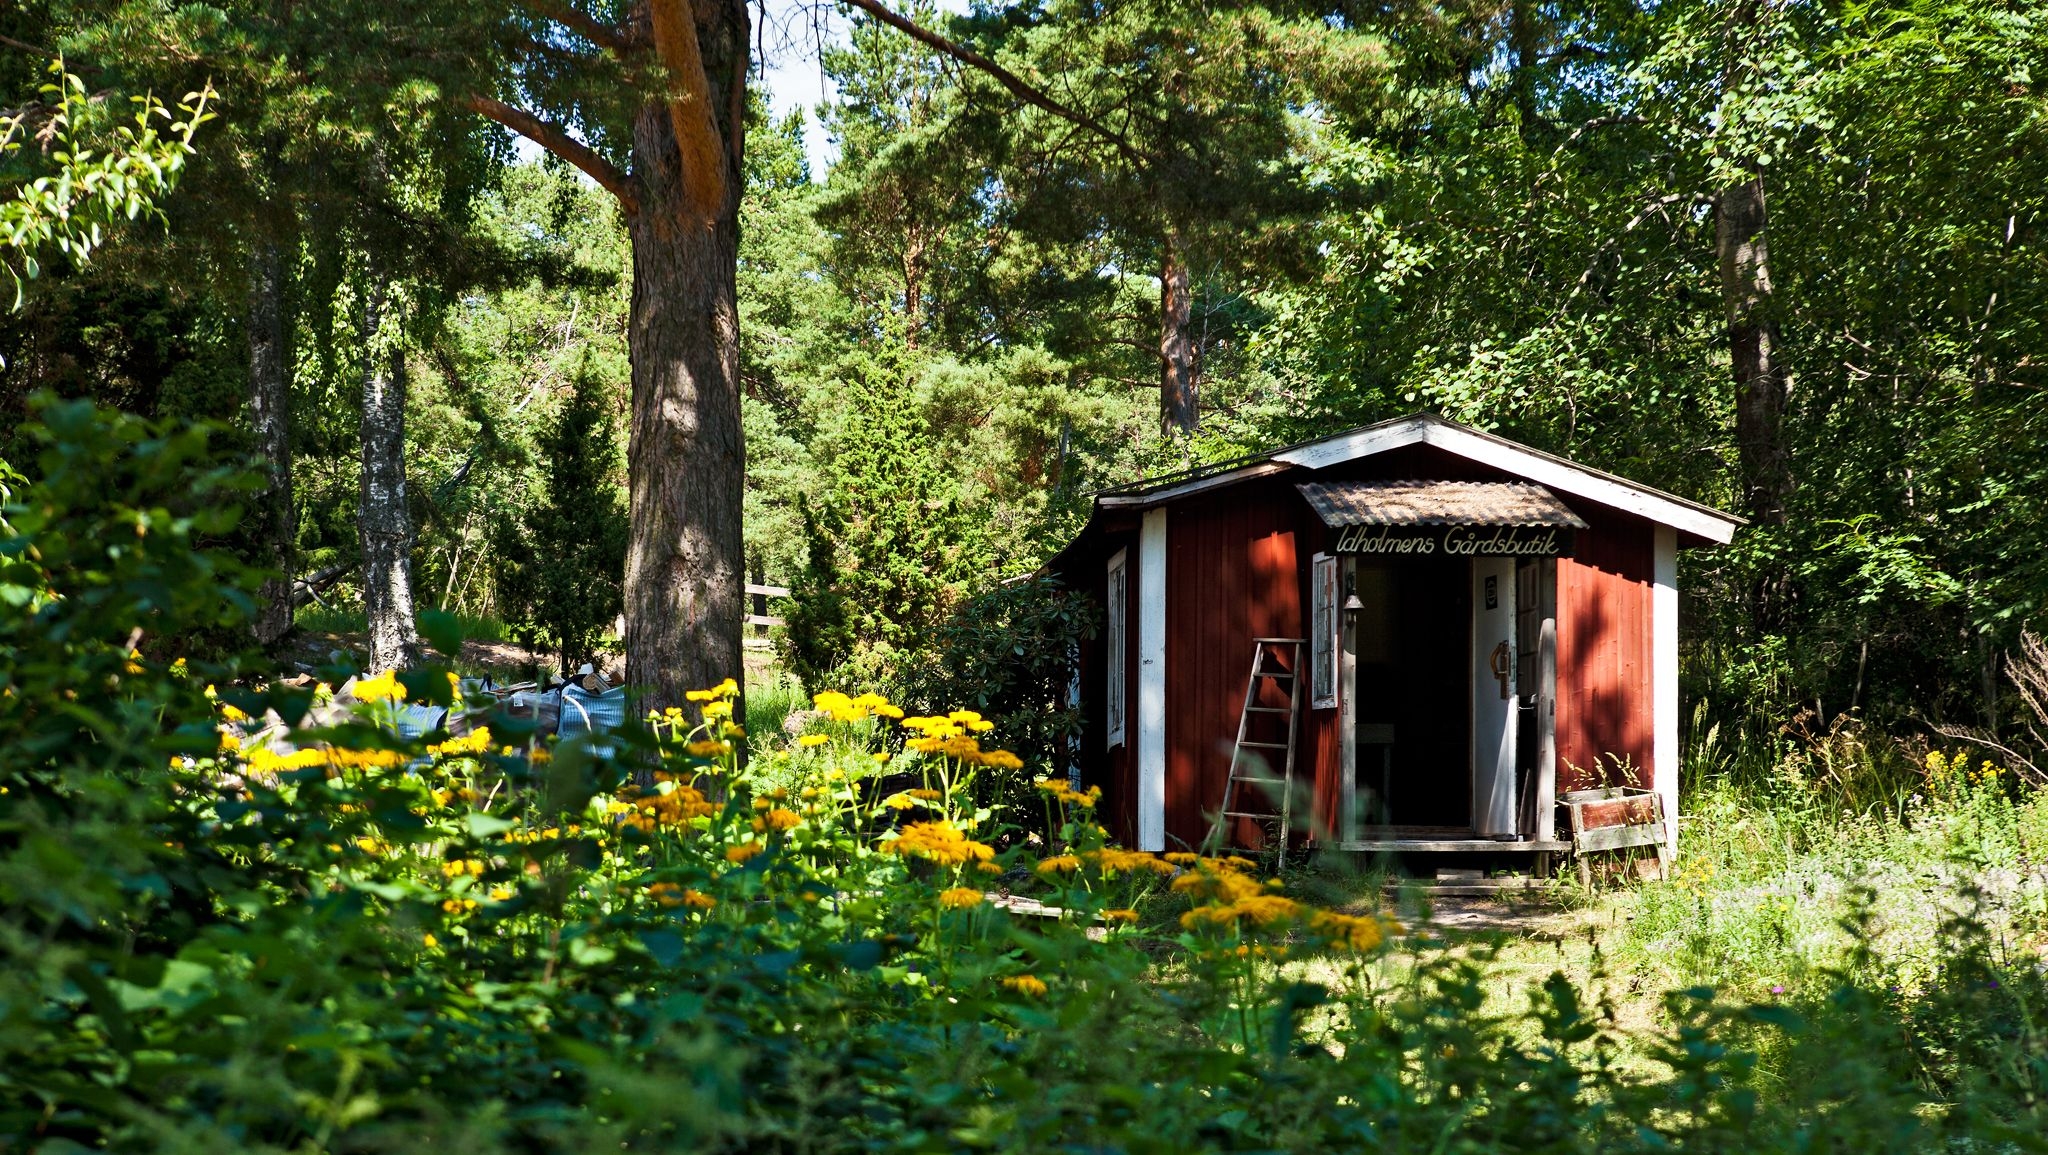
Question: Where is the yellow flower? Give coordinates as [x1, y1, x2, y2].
[882, 792, 924, 811]
[938, 886, 985, 909]
[354, 671, 407, 703]
[628, 783, 717, 827]
[871, 752, 891, 764]
[999, 974, 1047, 998]
[683, 888, 716, 910]
[647, 881, 686, 907]
[1103, 908, 1139, 924]
[798, 734, 830, 748]
[1308, 910, 1398, 953]
[981, 749, 1024, 771]
[760, 808, 801, 832]
[725, 840, 765, 864]
[217, 729, 241, 754]
[219, 702, 249, 723]
[1087, 848, 1175, 877]
[1036, 778, 1100, 808]
[1178, 894, 1300, 931]
[428, 727, 494, 757]
[1035, 855, 1081, 876]
[882, 821, 996, 867]
[489, 887, 514, 901]
[686, 678, 740, 702]
[686, 739, 730, 758]
[125, 648, 145, 675]
[422, 933, 438, 949]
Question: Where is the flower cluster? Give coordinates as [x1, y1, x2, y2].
[752, 807, 801, 833]
[1086, 848, 1176, 877]
[428, 727, 493, 757]
[814, 690, 904, 723]
[1035, 778, 1101, 809]
[999, 974, 1048, 998]
[1307, 910, 1396, 953]
[646, 882, 718, 910]
[938, 886, 986, 909]
[245, 746, 409, 774]
[882, 820, 995, 867]
[504, 824, 582, 845]
[619, 783, 717, 833]
[353, 670, 407, 703]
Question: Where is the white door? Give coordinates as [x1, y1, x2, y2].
[1471, 557, 1518, 836]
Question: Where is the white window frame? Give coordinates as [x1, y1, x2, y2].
[1311, 552, 1338, 710]
[1105, 547, 1128, 749]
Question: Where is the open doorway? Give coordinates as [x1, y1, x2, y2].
[1345, 555, 1471, 837]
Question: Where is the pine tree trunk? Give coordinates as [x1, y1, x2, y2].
[1717, 170, 1792, 528]
[621, 0, 747, 712]
[247, 241, 296, 646]
[1159, 230, 1197, 437]
[358, 277, 421, 673]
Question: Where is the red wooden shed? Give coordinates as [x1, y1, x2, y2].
[1050, 414, 1741, 864]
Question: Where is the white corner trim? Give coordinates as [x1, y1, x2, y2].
[1653, 525, 1680, 860]
[1137, 508, 1168, 852]
[1273, 418, 1738, 544]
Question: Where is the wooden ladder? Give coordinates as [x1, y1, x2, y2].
[1209, 637, 1306, 856]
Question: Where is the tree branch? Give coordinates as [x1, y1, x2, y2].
[462, 94, 640, 216]
[839, 0, 1146, 170]
[648, 0, 729, 220]
[528, 0, 636, 54]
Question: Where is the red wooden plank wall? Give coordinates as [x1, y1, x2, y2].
[1556, 509, 1656, 794]
[1163, 486, 1305, 851]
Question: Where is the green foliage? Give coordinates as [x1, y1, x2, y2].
[0, 61, 212, 308]
[5, 400, 2048, 1151]
[900, 575, 1096, 784]
[779, 359, 991, 690]
[488, 364, 627, 671]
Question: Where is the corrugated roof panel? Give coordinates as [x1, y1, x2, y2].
[1297, 480, 1589, 529]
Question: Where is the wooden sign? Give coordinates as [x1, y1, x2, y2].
[1329, 524, 1574, 558]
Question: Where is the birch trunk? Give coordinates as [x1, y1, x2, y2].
[247, 241, 296, 646]
[358, 278, 421, 673]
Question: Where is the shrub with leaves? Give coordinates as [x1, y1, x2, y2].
[6, 399, 2047, 1153]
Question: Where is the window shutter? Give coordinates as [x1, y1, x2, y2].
[1106, 548, 1128, 748]
[1311, 553, 1338, 709]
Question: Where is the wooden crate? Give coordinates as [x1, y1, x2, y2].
[1561, 786, 1667, 885]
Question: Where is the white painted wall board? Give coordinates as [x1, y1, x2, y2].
[1653, 524, 1680, 860]
[1137, 510, 1168, 852]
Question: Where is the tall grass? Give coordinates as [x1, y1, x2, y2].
[742, 674, 808, 748]
[1620, 733, 2047, 1002]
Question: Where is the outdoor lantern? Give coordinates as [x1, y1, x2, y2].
[1342, 572, 1365, 614]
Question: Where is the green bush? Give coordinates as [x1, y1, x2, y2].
[6, 398, 2047, 1153]
[779, 359, 989, 691]
[490, 365, 627, 672]
[897, 573, 1095, 812]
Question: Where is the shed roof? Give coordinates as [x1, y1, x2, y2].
[1091, 413, 1742, 546]
[1297, 480, 1590, 530]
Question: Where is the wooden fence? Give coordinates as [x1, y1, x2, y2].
[745, 583, 788, 650]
